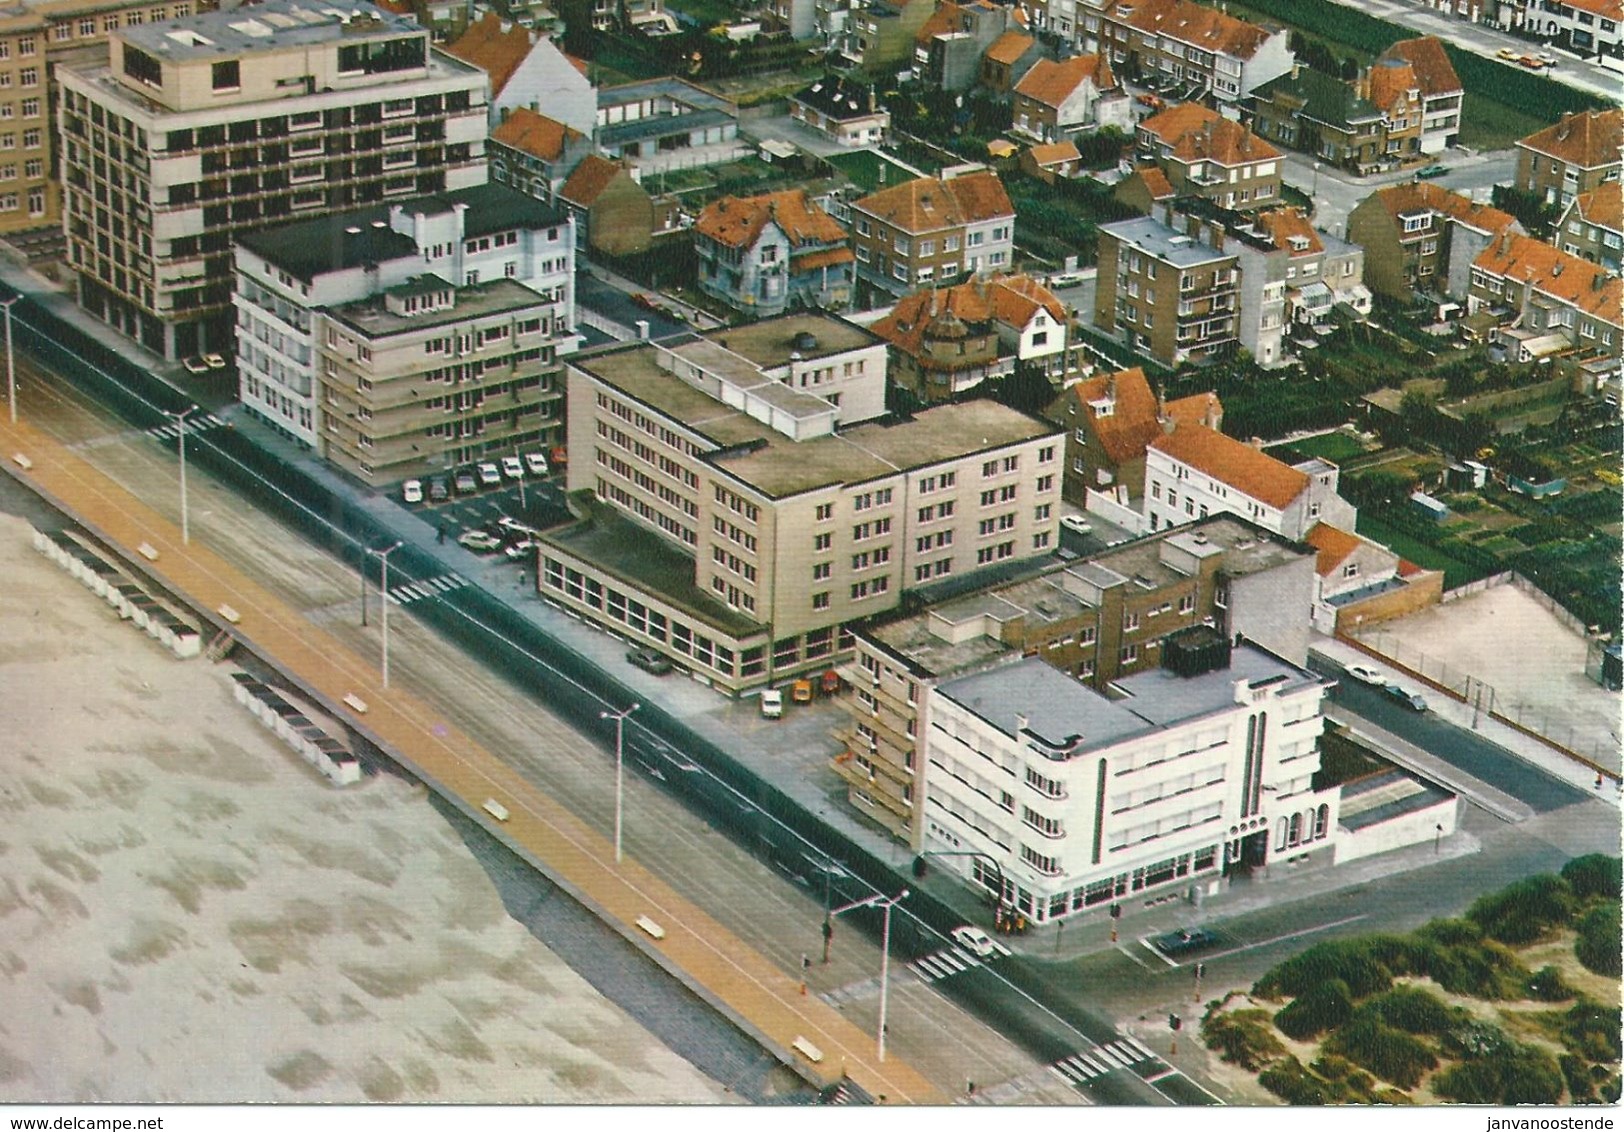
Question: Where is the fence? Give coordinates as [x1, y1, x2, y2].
[1510, 571, 1593, 638]
[1440, 570, 1514, 603]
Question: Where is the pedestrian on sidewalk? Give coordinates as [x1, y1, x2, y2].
[436, 522, 446, 545]
[518, 569, 527, 590]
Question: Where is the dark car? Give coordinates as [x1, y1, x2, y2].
[1152, 927, 1218, 957]
[427, 477, 450, 503]
[1383, 683, 1429, 712]
[1416, 164, 1449, 179]
[626, 646, 674, 675]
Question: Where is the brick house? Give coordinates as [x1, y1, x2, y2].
[1135, 102, 1283, 211]
[490, 108, 593, 203]
[850, 169, 1016, 302]
[1249, 66, 1388, 174]
[557, 155, 655, 257]
[1514, 108, 1624, 209]
[1346, 182, 1521, 302]
[694, 190, 853, 316]
[1555, 181, 1623, 273]
[1358, 57, 1425, 168]
[1377, 37, 1462, 155]
[915, 0, 1018, 91]
[789, 75, 890, 147]
[1468, 231, 1624, 364]
[980, 29, 1043, 94]
[1011, 52, 1129, 142]
[1078, 0, 1294, 103]
[1113, 163, 1177, 215]
[1095, 212, 1240, 368]
[1022, 139, 1084, 183]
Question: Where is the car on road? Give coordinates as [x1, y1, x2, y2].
[181, 356, 211, 375]
[454, 469, 479, 495]
[202, 353, 228, 370]
[500, 455, 525, 480]
[428, 476, 450, 503]
[497, 516, 538, 536]
[951, 925, 998, 958]
[1384, 684, 1429, 712]
[633, 292, 662, 311]
[1048, 270, 1085, 288]
[1497, 47, 1520, 60]
[401, 479, 424, 504]
[1519, 55, 1545, 68]
[1151, 927, 1217, 957]
[1343, 663, 1388, 687]
[476, 461, 502, 488]
[1060, 515, 1093, 536]
[523, 451, 550, 477]
[1416, 164, 1449, 179]
[457, 530, 503, 552]
[503, 539, 537, 560]
[627, 646, 674, 675]
[1134, 93, 1163, 110]
[759, 689, 784, 718]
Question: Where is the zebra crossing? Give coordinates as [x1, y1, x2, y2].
[908, 940, 1012, 983]
[148, 412, 228, 441]
[1047, 1036, 1159, 1086]
[385, 573, 468, 606]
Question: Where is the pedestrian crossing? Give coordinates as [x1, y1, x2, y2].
[386, 573, 468, 605]
[907, 940, 1012, 983]
[148, 412, 228, 441]
[1047, 1037, 1159, 1086]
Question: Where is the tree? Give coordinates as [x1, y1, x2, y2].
[1561, 854, 1622, 900]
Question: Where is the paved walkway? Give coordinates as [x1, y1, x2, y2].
[0, 412, 943, 1105]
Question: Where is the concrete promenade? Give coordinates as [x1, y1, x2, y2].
[0, 412, 944, 1106]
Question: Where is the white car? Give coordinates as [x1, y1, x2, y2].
[457, 530, 503, 552]
[202, 353, 228, 370]
[181, 356, 210, 375]
[1343, 663, 1387, 687]
[950, 925, 997, 958]
[503, 539, 537, 560]
[1060, 515, 1093, 536]
[523, 451, 550, 477]
[476, 461, 502, 487]
[759, 689, 784, 718]
[501, 455, 525, 480]
[401, 479, 424, 504]
[1048, 271, 1085, 288]
[497, 516, 538, 535]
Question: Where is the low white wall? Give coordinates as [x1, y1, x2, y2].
[1334, 793, 1459, 865]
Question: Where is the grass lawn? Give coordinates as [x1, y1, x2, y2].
[1266, 431, 1368, 463]
[1356, 515, 1484, 588]
[825, 149, 929, 191]
[1459, 97, 1557, 154]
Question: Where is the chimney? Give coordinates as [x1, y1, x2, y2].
[1204, 395, 1221, 430]
[1015, 712, 1030, 736]
[1250, 436, 1264, 449]
[1291, 61, 1300, 80]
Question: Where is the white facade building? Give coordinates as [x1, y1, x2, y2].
[923, 640, 1337, 922]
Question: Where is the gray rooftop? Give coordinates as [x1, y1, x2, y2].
[1109, 642, 1320, 727]
[120, 0, 420, 61]
[1101, 215, 1235, 268]
[326, 276, 549, 338]
[598, 76, 733, 113]
[1339, 769, 1454, 832]
[598, 108, 733, 149]
[705, 314, 882, 370]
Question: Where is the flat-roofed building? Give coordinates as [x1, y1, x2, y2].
[1094, 211, 1239, 368]
[546, 315, 1063, 691]
[57, 0, 488, 359]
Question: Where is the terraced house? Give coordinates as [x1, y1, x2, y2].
[1248, 66, 1388, 174]
[1514, 108, 1624, 209]
[1555, 180, 1623, 273]
[1010, 51, 1128, 142]
[1078, 0, 1294, 103]
[1346, 181, 1521, 303]
[693, 190, 853, 316]
[1468, 231, 1624, 364]
[849, 168, 1015, 302]
[1377, 37, 1462, 155]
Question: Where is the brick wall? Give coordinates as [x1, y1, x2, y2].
[1333, 569, 1444, 634]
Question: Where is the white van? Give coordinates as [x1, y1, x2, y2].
[760, 689, 784, 719]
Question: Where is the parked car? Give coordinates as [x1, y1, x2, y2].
[951, 925, 998, 958]
[476, 461, 502, 487]
[627, 646, 674, 675]
[181, 356, 211, 375]
[1152, 927, 1217, 957]
[503, 539, 537, 560]
[1060, 515, 1094, 535]
[1416, 164, 1449, 179]
[401, 479, 424, 504]
[1497, 47, 1520, 60]
[1384, 684, 1429, 712]
[759, 688, 784, 718]
[1135, 93, 1164, 109]
[523, 451, 550, 477]
[1519, 55, 1545, 68]
[454, 469, 479, 495]
[1048, 271, 1085, 288]
[497, 516, 538, 536]
[428, 477, 450, 502]
[457, 530, 503, 552]
[1343, 663, 1387, 687]
[202, 353, 228, 370]
[500, 455, 525, 480]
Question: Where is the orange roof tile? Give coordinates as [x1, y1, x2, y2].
[1380, 37, 1461, 98]
[1255, 208, 1323, 257]
[1150, 424, 1309, 510]
[1370, 181, 1519, 235]
[1139, 102, 1279, 165]
[1474, 231, 1624, 323]
[1304, 522, 1365, 576]
[1014, 54, 1114, 109]
[916, 1, 962, 46]
[1119, 0, 1272, 60]
[985, 30, 1035, 65]
[854, 170, 1014, 234]
[1060, 366, 1163, 466]
[490, 108, 584, 162]
[872, 285, 997, 360]
[1366, 58, 1421, 114]
[1028, 140, 1081, 167]
[564, 52, 592, 78]
[793, 247, 856, 272]
[989, 274, 1066, 326]
[1518, 108, 1624, 171]
[1166, 390, 1222, 429]
[694, 190, 847, 251]
[1571, 180, 1623, 232]
[1129, 164, 1176, 200]
[559, 154, 625, 206]
[444, 12, 535, 98]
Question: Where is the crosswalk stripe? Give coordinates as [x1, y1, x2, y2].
[1109, 1041, 1140, 1064]
[990, 940, 1012, 956]
[1075, 1054, 1106, 1076]
[450, 574, 467, 585]
[1048, 1066, 1076, 1086]
[912, 956, 948, 980]
[1054, 1061, 1087, 1083]
[1062, 1056, 1097, 1079]
[936, 951, 966, 973]
[1091, 1046, 1125, 1069]
[948, 946, 982, 968]
[1125, 1036, 1155, 1061]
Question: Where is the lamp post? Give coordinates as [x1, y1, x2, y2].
[600, 702, 640, 863]
[2, 295, 18, 425]
[368, 541, 403, 688]
[1311, 160, 1321, 198]
[830, 888, 909, 1061]
[165, 406, 198, 544]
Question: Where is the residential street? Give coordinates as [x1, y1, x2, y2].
[1278, 148, 1521, 235]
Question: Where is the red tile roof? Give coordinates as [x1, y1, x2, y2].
[1061, 367, 1162, 466]
[874, 275, 1061, 357]
[1128, 164, 1175, 200]
[1369, 181, 1519, 235]
[1014, 54, 1114, 109]
[1366, 58, 1421, 115]
[1255, 208, 1323, 257]
[559, 155, 626, 207]
[1304, 522, 1365, 577]
[989, 273, 1066, 326]
[1570, 179, 1623, 232]
[793, 247, 856, 272]
[694, 190, 847, 250]
[854, 170, 1014, 233]
[1150, 424, 1308, 510]
[490, 108, 583, 162]
[1116, 0, 1273, 60]
[1517, 108, 1624, 171]
[1474, 231, 1624, 322]
[985, 30, 1035, 65]
[916, 1, 963, 46]
[1140, 102, 1279, 165]
[444, 12, 535, 98]
[1028, 140, 1082, 167]
[1380, 37, 1461, 98]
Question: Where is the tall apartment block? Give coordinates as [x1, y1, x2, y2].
[544, 313, 1063, 692]
[57, 0, 488, 360]
[233, 182, 576, 482]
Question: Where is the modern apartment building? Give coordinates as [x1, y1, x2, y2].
[1134, 102, 1282, 212]
[57, 0, 488, 359]
[1079, 0, 1294, 103]
[1346, 182, 1521, 302]
[850, 168, 1015, 302]
[1555, 180, 1623, 273]
[920, 636, 1336, 920]
[693, 189, 853, 316]
[1514, 108, 1623, 209]
[834, 514, 1317, 841]
[545, 315, 1062, 691]
[1377, 37, 1462, 155]
[232, 183, 576, 469]
[839, 0, 935, 72]
[1467, 230, 1623, 363]
[1253, 206, 1371, 330]
[1094, 211, 1239, 368]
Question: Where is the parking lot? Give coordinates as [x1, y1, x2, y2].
[399, 465, 573, 565]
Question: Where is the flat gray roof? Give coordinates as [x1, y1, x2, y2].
[1101, 216, 1235, 268]
[598, 76, 732, 113]
[1109, 642, 1320, 726]
[121, 0, 420, 61]
[705, 314, 881, 369]
[868, 574, 1086, 677]
[328, 277, 548, 338]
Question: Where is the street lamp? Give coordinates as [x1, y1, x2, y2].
[600, 702, 640, 863]
[1, 295, 18, 425]
[830, 888, 909, 1062]
[164, 405, 198, 545]
[368, 541, 403, 688]
[1312, 160, 1321, 198]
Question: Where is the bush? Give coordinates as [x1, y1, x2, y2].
[1324, 1017, 1438, 1090]
[1574, 902, 1622, 977]
[1362, 985, 1455, 1035]
[1526, 965, 1578, 1003]
[1562, 1001, 1622, 1064]
[1259, 1055, 1330, 1105]
[1433, 1045, 1565, 1105]
[1276, 979, 1355, 1040]
[1561, 855, 1622, 901]
[1202, 1007, 1287, 1072]
[1561, 1053, 1597, 1103]
[1466, 874, 1576, 944]
[1254, 939, 1397, 1001]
